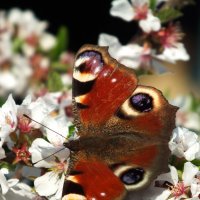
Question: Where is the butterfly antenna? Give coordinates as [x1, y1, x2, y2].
[23, 114, 66, 139]
[32, 147, 66, 165]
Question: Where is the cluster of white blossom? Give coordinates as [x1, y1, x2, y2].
[0, 93, 72, 199]
[98, 0, 190, 72]
[0, 8, 73, 97]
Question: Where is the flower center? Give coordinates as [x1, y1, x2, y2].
[12, 143, 31, 165]
[156, 25, 183, 48]
[170, 181, 186, 198]
[134, 4, 148, 20]
[52, 161, 67, 174]
[5, 114, 15, 128]
[18, 116, 31, 133]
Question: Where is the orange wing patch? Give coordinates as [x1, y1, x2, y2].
[63, 161, 126, 200]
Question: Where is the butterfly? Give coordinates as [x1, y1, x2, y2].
[62, 44, 178, 200]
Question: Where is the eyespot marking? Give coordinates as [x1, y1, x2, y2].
[75, 51, 104, 75]
[120, 168, 145, 185]
[73, 51, 104, 82]
[130, 93, 153, 113]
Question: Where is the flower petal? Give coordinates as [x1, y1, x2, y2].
[34, 171, 60, 196]
[184, 143, 200, 161]
[191, 177, 200, 197]
[98, 33, 122, 57]
[139, 12, 161, 33]
[43, 115, 70, 147]
[29, 138, 56, 168]
[110, 0, 134, 21]
[182, 162, 199, 186]
[116, 44, 143, 68]
[156, 43, 190, 63]
[0, 147, 6, 159]
[29, 138, 70, 168]
[0, 170, 9, 195]
[169, 165, 178, 185]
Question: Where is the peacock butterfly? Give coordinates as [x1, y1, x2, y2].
[62, 45, 178, 200]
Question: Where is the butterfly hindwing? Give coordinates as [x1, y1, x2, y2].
[62, 143, 170, 200]
[62, 160, 126, 200]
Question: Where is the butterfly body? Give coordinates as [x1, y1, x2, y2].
[62, 45, 177, 200]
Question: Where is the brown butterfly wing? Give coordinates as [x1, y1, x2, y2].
[72, 44, 138, 135]
[62, 135, 172, 199]
[63, 45, 177, 199]
[62, 160, 126, 200]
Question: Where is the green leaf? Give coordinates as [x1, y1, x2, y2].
[50, 26, 69, 61]
[0, 161, 16, 171]
[47, 72, 63, 92]
[51, 62, 69, 73]
[12, 38, 24, 53]
[68, 125, 75, 138]
[192, 159, 200, 166]
[0, 97, 5, 107]
[190, 95, 200, 112]
[149, 0, 157, 11]
[156, 8, 183, 23]
[177, 169, 183, 180]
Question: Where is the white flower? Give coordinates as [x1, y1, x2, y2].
[143, 162, 199, 200]
[0, 170, 9, 195]
[12, 55, 33, 94]
[0, 95, 17, 143]
[156, 43, 190, 63]
[0, 177, 35, 200]
[110, 0, 161, 33]
[0, 55, 32, 96]
[139, 11, 161, 33]
[39, 33, 56, 51]
[42, 114, 72, 147]
[0, 73, 17, 95]
[0, 31, 13, 64]
[29, 138, 70, 199]
[61, 74, 72, 87]
[98, 33, 151, 69]
[29, 115, 71, 199]
[22, 43, 36, 57]
[191, 172, 200, 198]
[41, 91, 72, 118]
[1, 168, 34, 199]
[8, 8, 47, 39]
[169, 127, 200, 161]
[17, 95, 56, 129]
[0, 147, 6, 159]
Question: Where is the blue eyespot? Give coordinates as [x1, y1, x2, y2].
[76, 51, 103, 75]
[120, 168, 145, 185]
[130, 93, 153, 112]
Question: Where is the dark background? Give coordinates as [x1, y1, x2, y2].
[1, 0, 200, 81]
